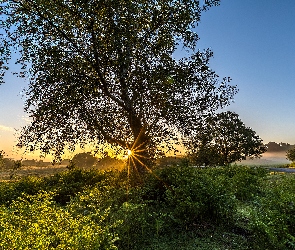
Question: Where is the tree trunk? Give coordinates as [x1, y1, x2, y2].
[127, 114, 153, 179]
[129, 131, 151, 176]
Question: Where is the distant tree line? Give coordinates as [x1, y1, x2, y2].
[71, 152, 124, 170]
[264, 142, 295, 153]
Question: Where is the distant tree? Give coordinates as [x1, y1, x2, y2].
[0, 0, 237, 176]
[189, 111, 266, 166]
[22, 159, 37, 167]
[264, 142, 282, 152]
[286, 148, 295, 162]
[0, 150, 4, 168]
[0, 151, 15, 170]
[1, 158, 16, 169]
[96, 155, 125, 170]
[0, 151, 22, 178]
[264, 141, 293, 152]
[72, 152, 98, 169]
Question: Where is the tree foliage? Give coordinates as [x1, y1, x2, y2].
[71, 152, 98, 169]
[286, 147, 295, 162]
[0, 150, 4, 168]
[189, 111, 266, 166]
[0, 0, 237, 174]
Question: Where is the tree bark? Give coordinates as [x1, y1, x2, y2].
[128, 115, 152, 178]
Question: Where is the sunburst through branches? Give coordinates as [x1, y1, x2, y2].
[124, 127, 172, 191]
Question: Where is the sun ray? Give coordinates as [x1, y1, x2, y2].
[123, 122, 172, 191]
[132, 153, 150, 159]
[132, 148, 147, 153]
[131, 155, 152, 173]
[129, 154, 143, 183]
[129, 153, 173, 192]
[131, 125, 147, 151]
[131, 142, 144, 149]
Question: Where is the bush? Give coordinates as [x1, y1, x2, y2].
[222, 165, 267, 201]
[142, 165, 237, 227]
[249, 175, 295, 249]
[0, 164, 291, 249]
[67, 183, 157, 249]
[0, 176, 44, 205]
[43, 169, 109, 204]
[0, 191, 119, 249]
[0, 169, 114, 205]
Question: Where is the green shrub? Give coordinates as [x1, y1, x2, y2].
[142, 165, 237, 228]
[0, 191, 119, 249]
[0, 169, 115, 206]
[223, 165, 267, 201]
[0, 164, 290, 249]
[0, 176, 44, 205]
[43, 169, 110, 204]
[249, 175, 295, 249]
[283, 162, 295, 168]
[67, 184, 157, 249]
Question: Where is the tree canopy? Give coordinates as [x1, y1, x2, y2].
[71, 152, 97, 169]
[0, 0, 237, 174]
[189, 111, 266, 166]
[286, 148, 295, 162]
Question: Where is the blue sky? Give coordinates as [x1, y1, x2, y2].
[195, 0, 295, 145]
[1, 0, 295, 158]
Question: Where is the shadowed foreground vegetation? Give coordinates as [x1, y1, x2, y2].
[0, 164, 294, 249]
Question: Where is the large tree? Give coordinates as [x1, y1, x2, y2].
[0, 0, 237, 175]
[189, 111, 266, 166]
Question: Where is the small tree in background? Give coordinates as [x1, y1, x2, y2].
[189, 111, 266, 166]
[0, 150, 4, 168]
[96, 155, 125, 170]
[286, 148, 295, 162]
[71, 152, 98, 169]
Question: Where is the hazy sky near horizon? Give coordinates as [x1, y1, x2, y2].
[0, 0, 295, 159]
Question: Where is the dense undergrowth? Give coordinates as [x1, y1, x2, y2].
[0, 164, 294, 249]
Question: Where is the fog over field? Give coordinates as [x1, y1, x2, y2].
[238, 151, 290, 165]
